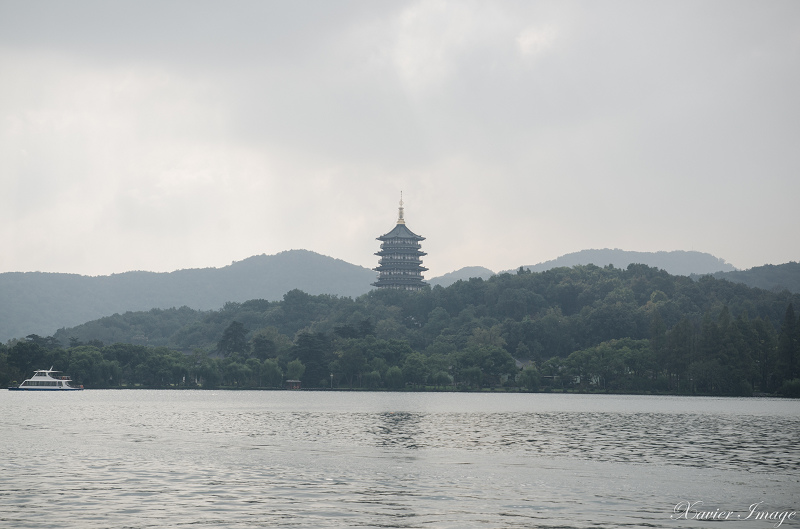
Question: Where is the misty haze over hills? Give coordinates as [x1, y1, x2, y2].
[1, 248, 796, 342]
[516, 249, 735, 276]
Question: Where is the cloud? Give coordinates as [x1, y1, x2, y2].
[516, 25, 558, 57]
[389, 0, 510, 94]
[0, 1, 799, 276]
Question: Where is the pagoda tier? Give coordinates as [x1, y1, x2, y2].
[372, 197, 428, 291]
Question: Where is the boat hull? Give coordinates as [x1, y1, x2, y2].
[8, 386, 83, 391]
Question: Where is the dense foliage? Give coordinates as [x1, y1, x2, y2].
[3, 264, 799, 395]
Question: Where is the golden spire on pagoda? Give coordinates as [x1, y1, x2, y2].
[397, 191, 405, 224]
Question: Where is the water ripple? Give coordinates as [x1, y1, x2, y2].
[1, 391, 797, 529]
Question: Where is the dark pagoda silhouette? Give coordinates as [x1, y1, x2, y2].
[372, 194, 428, 291]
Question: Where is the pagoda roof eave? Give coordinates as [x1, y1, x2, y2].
[376, 223, 425, 241]
[374, 264, 428, 271]
[375, 251, 427, 257]
[372, 280, 429, 287]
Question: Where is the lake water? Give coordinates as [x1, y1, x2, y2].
[1, 391, 798, 528]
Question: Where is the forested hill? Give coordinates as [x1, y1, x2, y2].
[0, 247, 785, 343]
[519, 249, 735, 276]
[17, 263, 797, 396]
[691, 262, 800, 294]
[53, 263, 799, 352]
[0, 250, 375, 341]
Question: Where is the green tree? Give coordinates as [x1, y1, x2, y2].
[429, 370, 453, 388]
[384, 366, 404, 389]
[664, 317, 694, 391]
[777, 304, 798, 384]
[67, 346, 115, 387]
[518, 364, 540, 391]
[292, 332, 330, 387]
[0, 343, 9, 386]
[357, 318, 376, 338]
[402, 352, 428, 387]
[246, 358, 262, 386]
[198, 357, 221, 388]
[362, 370, 382, 388]
[336, 340, 366, 387]
[461, 366, 483, 388]
[224, 361, 249, 386]
[7, 340, 46, 379]
[423, 307, 451, 340]
[251, 334, 277, 360]
[287, 359, 306, 381]
[649, 310, 667, 370]
[218, 321, 248, 357]
[751, 317, 777, 392]
[262, 359, 283, 387]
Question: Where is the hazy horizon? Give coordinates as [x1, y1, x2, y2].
[0, 247, 752, 279]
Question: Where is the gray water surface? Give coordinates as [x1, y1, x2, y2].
[1, 391, 798, 528]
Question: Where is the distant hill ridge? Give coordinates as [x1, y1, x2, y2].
[0, 250, 376, 341]
[428, 266, 495, 287]
[515, 249, 735, 276]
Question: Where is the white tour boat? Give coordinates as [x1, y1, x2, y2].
[8, 367, 84, 391]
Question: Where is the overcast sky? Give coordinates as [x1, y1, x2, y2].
[1, 1, 798, 278]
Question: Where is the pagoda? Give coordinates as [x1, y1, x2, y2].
[372, 194, 428, 291]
